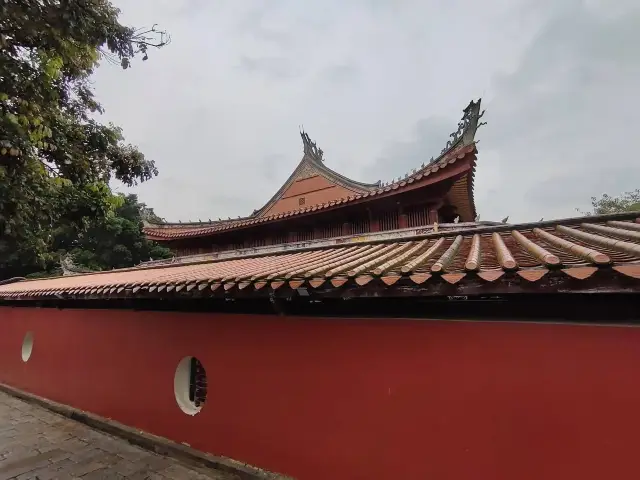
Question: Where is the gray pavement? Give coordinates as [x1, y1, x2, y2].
[0, 391, 238, 480]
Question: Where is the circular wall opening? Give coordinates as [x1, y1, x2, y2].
[22, 332, 34, 362]
[174, 356, 208, 416]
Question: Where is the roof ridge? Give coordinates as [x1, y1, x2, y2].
[379, 98, 485, 189]
[250, 131, 379, 219]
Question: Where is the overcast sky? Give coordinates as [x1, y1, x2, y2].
[95, 0, 639, 223]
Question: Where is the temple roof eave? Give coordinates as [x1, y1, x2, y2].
[4, 211, 640, 301]
[143, 98, 485, 238]
[142, 143, 477, 240]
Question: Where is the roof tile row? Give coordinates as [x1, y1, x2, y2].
[2, 217, 639, 300]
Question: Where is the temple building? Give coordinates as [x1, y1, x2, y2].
[142, 100, 485, 259]
[1, 99, 640, 480]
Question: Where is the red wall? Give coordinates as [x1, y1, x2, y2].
[1, 307, 640, 479]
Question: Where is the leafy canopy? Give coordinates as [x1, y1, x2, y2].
[582, 190, 640, 216]
[31, 193, 172, 277]
[0, 0, 168, 278]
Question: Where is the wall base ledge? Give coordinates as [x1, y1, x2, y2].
[0, 383, 289, 480]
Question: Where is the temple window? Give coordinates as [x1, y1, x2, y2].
[174, 356, 208, 415]
[405, 205, 429, 227]
[22, 331, 34, 362]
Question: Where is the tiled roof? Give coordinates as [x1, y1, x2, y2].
[2, 214, 639, 300]
[143, 144, 477, 240]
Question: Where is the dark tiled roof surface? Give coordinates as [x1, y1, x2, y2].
[2, 215, 639, 300]
[143, 144, 477, 240]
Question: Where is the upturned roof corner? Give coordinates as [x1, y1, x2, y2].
[441, 98, 485, 155]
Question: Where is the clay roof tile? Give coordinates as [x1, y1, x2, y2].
[4, 214, 640, 300]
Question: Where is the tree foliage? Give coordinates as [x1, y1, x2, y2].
[0, 0, 168, 278]
[582, 190, 640, 216]
[25, 194, 173, 278]
[58, 194, 172, 273]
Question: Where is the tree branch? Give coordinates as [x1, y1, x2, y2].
[39, 159, 59, 177]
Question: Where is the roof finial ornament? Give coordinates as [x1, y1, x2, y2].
[60, 254, 92, 276]
[440, 98, 485, 155]
[299, 127, 324, 162]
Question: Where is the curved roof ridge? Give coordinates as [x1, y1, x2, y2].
[143, 217, 248, 229]
[250, 131, 380, 218]
[312, 157, 381, 190]
[378, 98, 485, 189]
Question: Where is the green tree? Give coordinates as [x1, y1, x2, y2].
[58, 193, 173, 272]
[582, 190, 640, 216]
[0, 0, 169, 278]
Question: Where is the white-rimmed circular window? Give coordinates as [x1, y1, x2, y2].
[174, 356, 207, 416]
[22, 332, 34, 362]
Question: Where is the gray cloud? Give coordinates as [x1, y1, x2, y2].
[477, 0, 640, 221]
[321, 63, 360, 84]
[97, 0, 640, 223]
[363, 116, 453, 182]
[237, 56, 297, 79]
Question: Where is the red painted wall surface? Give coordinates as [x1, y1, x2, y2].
[1, 307, 640, 479]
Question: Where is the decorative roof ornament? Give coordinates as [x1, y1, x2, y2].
[60, 255, 92, 276]
[299, 127, 324, 162]
[440, 98, 486, 155]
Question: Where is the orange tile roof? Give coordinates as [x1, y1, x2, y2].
[2, 215, 640, 300]
[143, 144, 477, 240]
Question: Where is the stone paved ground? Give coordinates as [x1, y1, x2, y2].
[0, 391, 239, 480]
